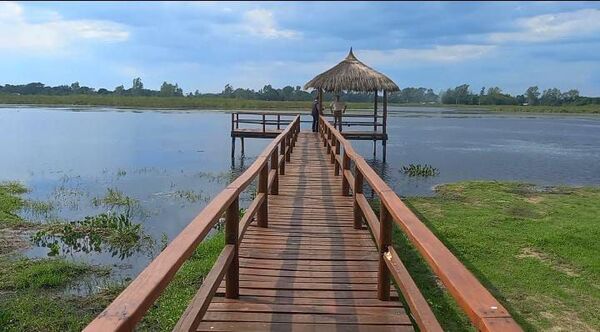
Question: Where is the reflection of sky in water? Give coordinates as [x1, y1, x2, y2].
[1, 106, 600, 279]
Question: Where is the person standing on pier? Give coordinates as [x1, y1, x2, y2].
[330, 95, 347, 131]
[311, 98, 321, 132]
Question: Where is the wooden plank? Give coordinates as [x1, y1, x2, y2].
[211, 295, 402, 307]
[174, 245, 235, 332]
[201, 312, 411, 325]
[197, 321, 412, 332]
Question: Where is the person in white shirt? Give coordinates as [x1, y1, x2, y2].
[329, 95, 347, 131]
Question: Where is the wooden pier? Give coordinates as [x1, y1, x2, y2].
[85, 116, 521, 332]
[231, 111, 389, 159]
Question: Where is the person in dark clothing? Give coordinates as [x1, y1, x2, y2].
[311, 98, 321, 132]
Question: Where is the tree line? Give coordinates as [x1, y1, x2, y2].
[1, 78, 597, 106]
[440, 84, 598, 106]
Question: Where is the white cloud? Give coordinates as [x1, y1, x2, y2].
[357, 45, 496, 65]
[489, 9, 600, 43]
[241, 9, 299, 39]
[0, 2, 129, 54]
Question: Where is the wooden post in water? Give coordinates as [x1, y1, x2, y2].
[378, 202, 392, 300]
[262, 114, 266, 133]
[271, 147, 279, 195]
[225, 197, 239, 299]
[240, 137, 245, 155]
[277, 114, 281, 130]
[257, 164, 268, 227]
[353, 168, 363, 229]
[382, 90, 388, 162]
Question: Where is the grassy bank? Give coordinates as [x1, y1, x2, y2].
[399, 181, 600, 331]
[445, 103, 600, 114]
[0, 94, 371, 110]
[1, 94, 599, 113]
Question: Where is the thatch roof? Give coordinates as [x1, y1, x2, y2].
[304, 48, 399, 92]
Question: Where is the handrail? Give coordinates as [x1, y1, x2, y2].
[85, 116, 300, 332]
[319, 115, 522, 332]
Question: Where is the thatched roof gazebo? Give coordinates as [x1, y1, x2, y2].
[304, 48, 399, 160]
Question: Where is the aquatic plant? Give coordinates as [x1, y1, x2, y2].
[32, 213, 154, 259]
[116, 169, 127, 177]
[23, 200, 54, 218]
[401, 164, 439, 177]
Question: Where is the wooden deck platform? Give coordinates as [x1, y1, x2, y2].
[199, 133, 410, 331]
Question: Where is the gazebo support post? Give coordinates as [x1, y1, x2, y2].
[382, 90, 388, 162]
[373, 90, 378, 157]
[318, 88, 323, 116]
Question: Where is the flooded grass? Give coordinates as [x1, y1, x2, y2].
[32, 213, 155, 259]
[401, 163, 439, 177]
[0, 256, 120, 331]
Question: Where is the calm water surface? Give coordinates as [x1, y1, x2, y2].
[1, 106, 599, 279]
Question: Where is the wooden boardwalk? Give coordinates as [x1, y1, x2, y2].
[85, 115, 521, 332]
[200, 133, 411, 331]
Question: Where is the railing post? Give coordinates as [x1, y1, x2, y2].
[225, 196, 239, 299]
[342, 151, 350, 195]
[323, 123, 328, 147]
[277, 114, 281, 130]
[257, 163, 269, 227]
[235, 113, 239, 129]
[279, 138, 286, 175]
[378, 202, 392, 300]
[285, 134, 291, 162]
[330, 136, 336, 164]
[271, 147, 279, 195]
[334, 138, 341, 175]
[353, 167, 364, 229]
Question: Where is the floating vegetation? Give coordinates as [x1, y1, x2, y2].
[194, 171, 232, 184]
[0, 181, 28, 195]
[23, 200, 54, 219]
[401, 164, 439, 177]
[92, 188, 135, 208]
[174, 190, 203, 203]
[32, 213, 154, 259]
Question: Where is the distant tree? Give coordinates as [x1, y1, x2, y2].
[159, 81, 183, 97]
[194, 89, 201, 97]
[525, 86, 540, 105]
[114, 85, 125, 95]
[222, 84, 234, 98]
[561, 89, 579, 104]
[70, 82, 80, 92]
[97, 88, 110, 95]
[540, 88, 562, 106]
[131, 77, 144, 94]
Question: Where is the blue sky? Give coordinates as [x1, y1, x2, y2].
[1, 1, 599, 95]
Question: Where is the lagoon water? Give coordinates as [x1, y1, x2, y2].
[1, 106, 599, 279]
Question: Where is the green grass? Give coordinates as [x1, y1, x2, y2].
[0, 94, 372, 110]
[399, 181, 600, 331]
[0, 181, 27, 226]
[139, 231, 225, 330]
[0, 257, 116, 331]
[0, 258, 91, 290]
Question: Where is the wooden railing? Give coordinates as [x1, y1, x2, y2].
[319, 116, 522, 332]
[84, 116, 301, 332]
[231, 112, 298, 132]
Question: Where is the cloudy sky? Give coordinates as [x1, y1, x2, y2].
[1, 1, 599, 95]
